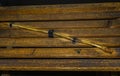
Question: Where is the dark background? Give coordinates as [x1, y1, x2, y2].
[0, 71, 120, 76]
[0, 0, 120, 6]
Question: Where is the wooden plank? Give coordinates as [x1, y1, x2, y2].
[0, 12, 119, 21]
[0, 3, 119, 15]
[0, 19, 118, 29]
[0, 3, 119, 21]
[0, 28, 120, 38]
[0, 20, 109, 29]
[111, 18, 120, 28]
[0, 20, 118, 29]
[0, 48, 119, 58]
[0, 59, 120, 71]
[0, 19, 119, 29]
[0, 38, 120, 47]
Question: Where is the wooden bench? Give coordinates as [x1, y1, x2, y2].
[0, 2, 120, 73]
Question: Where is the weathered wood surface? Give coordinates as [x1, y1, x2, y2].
[1, 12, 119, 21]
[0, 2, 120, 71]
[111, 18, 120, 28]
[0, 48, 119, 58]
[0, 19, 119, 29]
[0, 2, 120, 21]
[0, 28, 120, 38]
[0, 59, 120, 71]
[0, 20, 110, 29]
[0, 38, 120, 47]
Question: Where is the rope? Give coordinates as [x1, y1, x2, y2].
[3, 23, 115, 56]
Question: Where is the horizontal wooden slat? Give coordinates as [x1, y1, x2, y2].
[0, 20, 109, 29]
[0, 59, 120, 71]
[111, 18, 120, 28]
[0, 28, 120, 38]
[0, 48, 119, 58]
[0, 3, 119, 15]
[0, 38, 120, 47]
[0, 12, 119, 21]
[1, 2, 120, 14]
[0, 2, 119, 21]
[0, 19, 119, 29]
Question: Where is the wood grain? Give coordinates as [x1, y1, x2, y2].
[0, 3, 119, 15]
[0, 59, 120, 71]
[0, 19, 119, 29]
[0, 48, 119, 58]
[0, 38, 120, 47]
[0, 28, 120, 38]
[0, 12, 119, 21]
[0, 2, 119, 21]
[111, 18, 120, 28]
[0, 20, 109, 29]
[0, 2, 120, 71]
